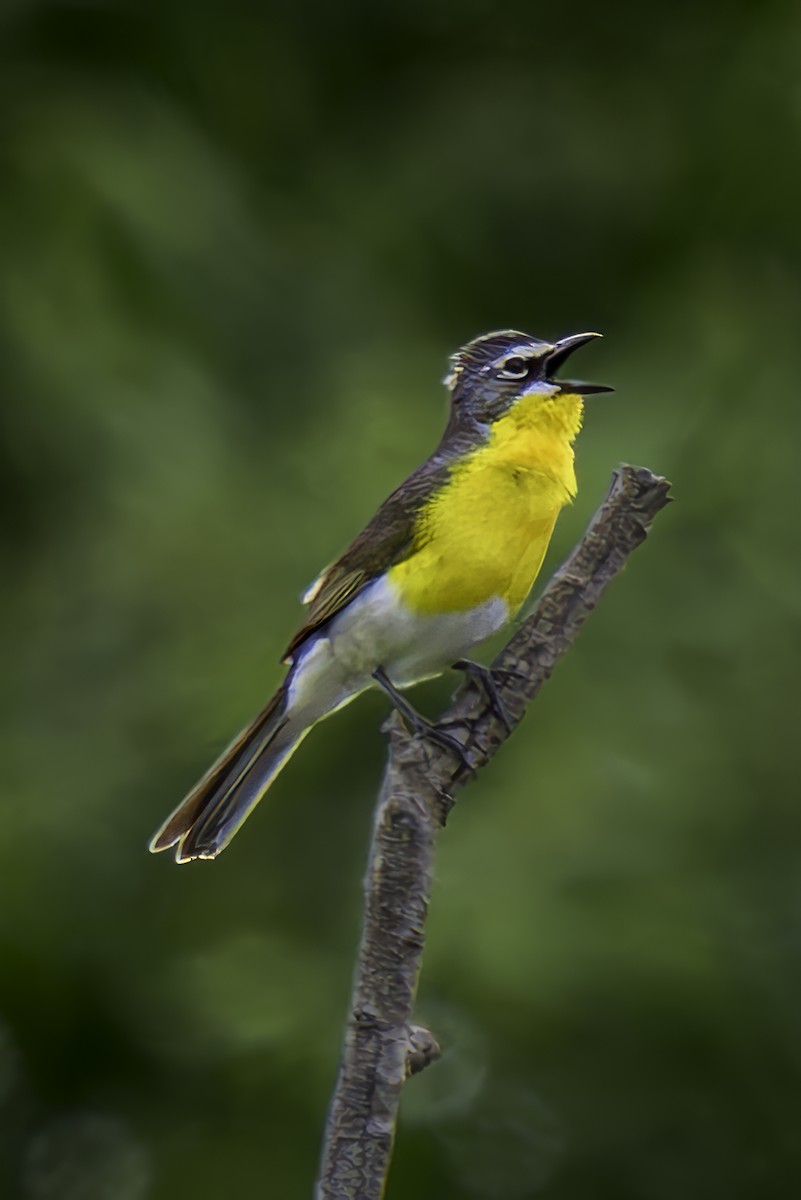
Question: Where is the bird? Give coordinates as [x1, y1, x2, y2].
[149, 329, 611, 863]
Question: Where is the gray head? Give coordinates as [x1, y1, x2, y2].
[444, 329, 611, 427]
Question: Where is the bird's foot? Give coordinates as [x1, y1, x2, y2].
[452, 659, 514, 734]
[372, 667, 473, 772]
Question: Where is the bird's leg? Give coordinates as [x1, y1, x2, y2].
[372, 666, 472, 770]
[452, 659, 513, 734]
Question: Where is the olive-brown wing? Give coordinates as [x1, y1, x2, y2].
[282, 456, 452, 661]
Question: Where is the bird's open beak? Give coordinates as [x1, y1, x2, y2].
[545, 332, 613, 395]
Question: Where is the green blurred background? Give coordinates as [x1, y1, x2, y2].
[2, 1, 801, 1197]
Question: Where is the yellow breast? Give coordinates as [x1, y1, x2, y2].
[389, 392, 583, 616]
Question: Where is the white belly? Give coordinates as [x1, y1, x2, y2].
[329, 574, 509, 685]
[286, 574, 509, 719]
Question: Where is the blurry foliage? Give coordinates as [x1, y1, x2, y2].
[2, 0, 801, 1197]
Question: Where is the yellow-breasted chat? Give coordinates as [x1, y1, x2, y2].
[150, 329, 610, 862]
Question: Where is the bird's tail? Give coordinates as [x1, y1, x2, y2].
[149, 684, 310, 863]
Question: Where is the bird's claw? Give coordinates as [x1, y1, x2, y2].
[452, 659, 514, 734]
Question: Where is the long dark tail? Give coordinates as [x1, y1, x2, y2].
[149, 685, 309, 862]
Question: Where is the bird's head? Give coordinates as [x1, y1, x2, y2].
[444, 330, 612, 430]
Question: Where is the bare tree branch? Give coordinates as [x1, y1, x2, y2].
[315, 464, 672, 1199]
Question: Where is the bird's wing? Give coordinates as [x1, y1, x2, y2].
[282, 456, 452, 661]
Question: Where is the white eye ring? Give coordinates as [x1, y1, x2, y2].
[496, 355, 530, 380]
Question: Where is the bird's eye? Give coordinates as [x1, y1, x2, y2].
[497, 356, 530, 380]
